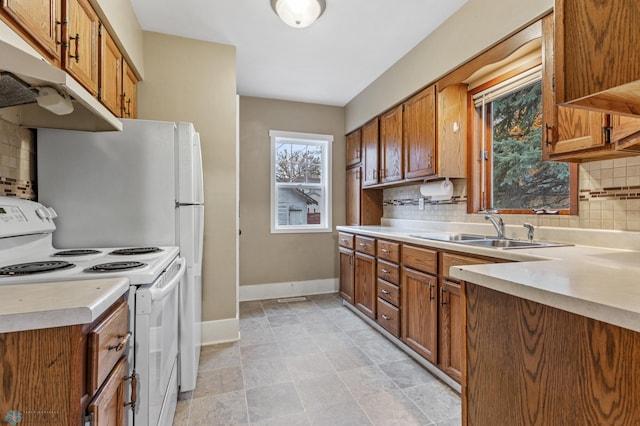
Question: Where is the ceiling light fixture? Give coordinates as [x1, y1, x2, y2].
[271, 0, 326, 28]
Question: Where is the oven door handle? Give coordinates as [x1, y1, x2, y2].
[150, 257, 186, 301]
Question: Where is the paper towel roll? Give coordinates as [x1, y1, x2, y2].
[419, 178, 453, 201]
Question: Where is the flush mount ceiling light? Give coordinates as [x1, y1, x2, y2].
[271, 0, 326, 28]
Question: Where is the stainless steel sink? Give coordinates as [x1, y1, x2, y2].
[410, 233, 488, 242]
[460, 239, 571, 249]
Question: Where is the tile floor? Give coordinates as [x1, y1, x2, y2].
[173, 293, 462, 425]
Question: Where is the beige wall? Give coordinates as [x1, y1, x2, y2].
[345, 0, 553, 132]
[138, 31, 237, 322]
[239, 96, 345, 286]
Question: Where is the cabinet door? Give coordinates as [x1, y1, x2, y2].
[86, 357, 127, 426]
[122, 60, 137, 118]
[65, 0, 100, 96]
[403, 85, 436, 179]
[354, 252, 376, 320]
[0, 0, 62, 63]
[345, 166, 361, 226]
[401, 267, 438, 363]
[439, 279, 464, 383]
[610, 115, 640, 152]
[346, 129, 362, 167]
[362, 118, 379, 187]
[437, 84, 467, 177]
[380, 105, 403, 183]
[99, 27, 122, 117]
[339, 247, 355, 305]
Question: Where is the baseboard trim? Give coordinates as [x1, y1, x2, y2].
[239, 278, 338, 302]
[201, 316, 240, 346]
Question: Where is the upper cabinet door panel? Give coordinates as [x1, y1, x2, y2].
[99, 27, 122, 117]
[346, 129, 362, 167]
[380, 104, 403, 183]
[122, 60, 138, 119]
[437, 84, 467, 178]
[403, 85, 436, 179]
[65, 0, 100, 96]
[362, 118, 379, 187]
[0, 0, 62, 63]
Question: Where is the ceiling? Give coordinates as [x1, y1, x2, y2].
[129, 0, 468, 106]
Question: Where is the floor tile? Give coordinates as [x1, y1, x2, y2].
[268, 313, 301, 328]
[271, 323, 310, 341]
[261, 300, 293, 316]
[357, 338, 409, 364]
[277, 335, 320, 357]
[338, 365, 398, 401]
[324, 346, 373, 372]
[245, 382, 304, 423]
[295, 373, 354, 412]
[189, 390, 249, 425]
[239, 326, 276, 346]
[287, 300, 322, 314]
[193, 366, 244, 398]
[295, 309, 329, 324]
[242, 357, 292, 389]
[311, 331, 356, 352]
[199, 343, 241, 372]
[302, 320, 341, 335]
[239, 301, 264, 318]
[240, 342, 281, 362]
[359, 390, 429, 426]
[251, 412, 311, 426]
[285, 352, 335, 381]
[172, 399, 190, 425]
[307, 400, 373, 426]
[379, 359, 436, 389]
[240, 316, 270, 331]
[403, 381, 462, 424]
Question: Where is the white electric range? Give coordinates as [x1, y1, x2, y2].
[0, 197, 184, 426]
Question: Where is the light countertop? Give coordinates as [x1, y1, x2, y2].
[0, 278, 129, 333]
[337, 224, 640, 333]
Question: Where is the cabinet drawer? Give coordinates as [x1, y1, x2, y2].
[339, 232, 354, 249]
[87, 356, 127, 425]
[355, 235, 376, 255]
[377, 280, 400, 307]
[377, 259, 399, 285]
[402, 244, 438, 274]
[88, 301, 130, 394]
[377, 240, 400, 263]
[377, 298, 400, 337]
[441, 253, 493, 281]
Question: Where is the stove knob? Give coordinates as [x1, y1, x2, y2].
[35, 207, 48, 220]
[47, 207, 58, 220]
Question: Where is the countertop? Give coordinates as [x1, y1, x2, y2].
[0, 278, 129, 333]
[337, 224, 640, 334]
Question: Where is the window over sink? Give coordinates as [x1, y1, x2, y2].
[269, 130, 333, 233]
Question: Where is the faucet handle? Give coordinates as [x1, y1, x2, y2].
[523, 223, 535, 242]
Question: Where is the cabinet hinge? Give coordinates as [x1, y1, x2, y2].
[603, 126, 612, 144]
[97, 87, 101, 99]
[98, 24, 102, 36]
[83, 412, 94, 426]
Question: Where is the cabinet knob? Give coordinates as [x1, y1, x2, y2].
[381, 289, 390, 295]
[381, 314, 391, 321]
[381, 269, 390, 274]
[108, 331, 132, 352]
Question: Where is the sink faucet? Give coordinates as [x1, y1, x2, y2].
[485, 214, 505, 239]
[523, 223, 535, 242]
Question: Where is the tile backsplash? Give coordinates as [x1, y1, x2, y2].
[0, 118, 36, 200]
[383, 155, 640, 232]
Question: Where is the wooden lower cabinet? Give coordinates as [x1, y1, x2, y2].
[354, 252, 376, 319]
[0, 298, 130, 425]
[465, 283, 640, 425]
[438, 279, 464, 382]
[377, 297, 400, 336]
[401, 266, 438, 364]
[339, 246, 355, 304]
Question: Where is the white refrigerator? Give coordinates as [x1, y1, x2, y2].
[37, 118, 204, 392]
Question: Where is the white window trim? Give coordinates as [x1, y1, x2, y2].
[269, 130, 333, 234]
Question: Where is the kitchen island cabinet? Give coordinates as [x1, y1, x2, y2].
[463, 282, 640, 425]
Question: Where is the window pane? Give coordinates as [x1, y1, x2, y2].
[275, 187, 324, 226]
[490, 81, 570, 210]
[275, 142, 323, 184]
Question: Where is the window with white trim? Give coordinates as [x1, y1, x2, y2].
[270, 130, 333, 233]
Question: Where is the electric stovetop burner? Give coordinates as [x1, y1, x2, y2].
[0, 261, 75, 276]
[85, 261, 147, 273]
[109, 247, 163, 256]
[53, 249, 103, 257]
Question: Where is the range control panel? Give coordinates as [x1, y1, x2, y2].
[0, 205, 27, 223]
[0, 197, 57, 238]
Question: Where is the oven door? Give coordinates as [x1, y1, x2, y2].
[134, 257, 185, 426]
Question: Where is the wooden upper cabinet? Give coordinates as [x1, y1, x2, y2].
[346, 129, 362, 167]
[437, 84, 467, 177]
[554, 0, 640, 116]
[99, 26, 122, 117]
[362, 118, 380, 187]
[403, 85, 436, 179]
[65, 0, 100, 96]
[345, 166, 361, 226]
[122, 60, 138, 118]
[380, 105, 403, 183]
[0, 0, 62, 64]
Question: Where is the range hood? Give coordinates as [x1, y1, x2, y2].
[0, 22, 122, 132]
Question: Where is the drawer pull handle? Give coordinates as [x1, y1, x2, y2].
[108, 331, 132, 352]
[381, 314, 391, 321]
[341, 238, 348, 242]
[381, 269, 390, 274]
[124, 370, 138, 410]
[359, 243, 365, 247]
[440, 287, 447, 307]
[381, 289, 390, 295]
[69, 33, 80, 63]
[381, 248, 389, 253]
[428, 283, 434, 301]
